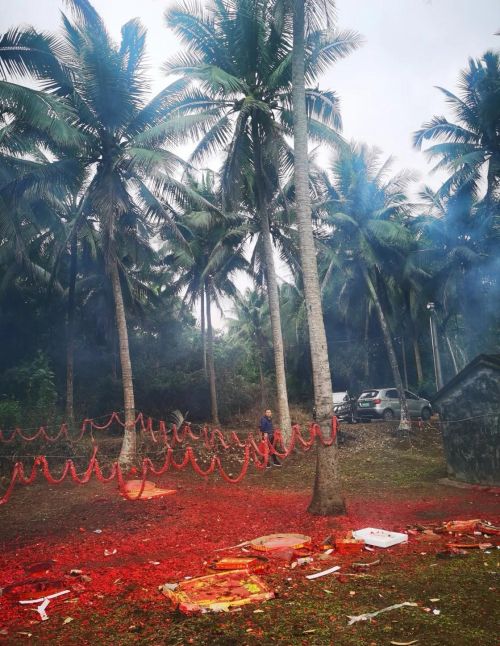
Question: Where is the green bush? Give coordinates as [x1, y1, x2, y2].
[1, 351, 58, 424]
[0, 399, 21, 429]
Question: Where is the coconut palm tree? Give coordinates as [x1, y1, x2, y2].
[227, 287, 270, 407]
[165, 172, 248, 425]
[0, 0, 207, 464]
[414, 51, 500, 201]
[291, 0, 360, 514]
[164, 0, 356, 440]
[319, 143, 415, 431]
[412, 183, 497, 367]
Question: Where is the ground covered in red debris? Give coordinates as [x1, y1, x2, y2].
[0, 421, 499, 645]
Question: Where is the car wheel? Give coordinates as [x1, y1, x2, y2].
[421, 407, 431, 421]
[382, 409, 395, 421]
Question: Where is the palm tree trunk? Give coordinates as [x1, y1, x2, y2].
[258, 360, 266, 408]
[201, 285, 207, 376]
[257, 333, 267, 408]
[363, 304, 370, 381]
[445, 333, 459, 376]
[412, 333, 423, 383]
[260, 209, 292, 440]
[401, 336, 409, 389]
[110, 260, 136, 466]
[205, 280, 220, 426]
[292, 0, 344, 515]
[250, 115, 292, 441]
[65, 230, 77, 425]
[362, 266, 410, 431]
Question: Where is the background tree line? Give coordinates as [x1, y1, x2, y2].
[0, 1, 498, 468]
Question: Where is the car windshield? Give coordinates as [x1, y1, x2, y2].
[359, 390, 378, 399]
[332, 392, 348, 403]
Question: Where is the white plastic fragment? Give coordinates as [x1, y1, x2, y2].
[295, 557, 313, 566]
[306, 565, 341, 580]
[160, 583, 178, 591]
[352, 528, 408, 548]
[347, 601, 418, 625]
[19, 590, 70, 621]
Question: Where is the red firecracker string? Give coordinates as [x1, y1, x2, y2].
[0, 417, 338, 504]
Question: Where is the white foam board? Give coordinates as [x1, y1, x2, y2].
[352, 528, 408, 548]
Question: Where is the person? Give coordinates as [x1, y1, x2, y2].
[259, 409, 281, 467]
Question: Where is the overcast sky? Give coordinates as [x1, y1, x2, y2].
[2, 0, 499, 186]
[1, 0, 499, 324]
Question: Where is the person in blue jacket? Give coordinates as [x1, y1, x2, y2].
[259, 409, 281, 467]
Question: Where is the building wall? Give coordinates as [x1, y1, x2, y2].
[436, 366, 500, 486]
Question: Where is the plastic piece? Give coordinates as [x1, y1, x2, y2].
[347, 601, 418, 625]
[160, 570, 274, 614]
[436, 519, 481, 533]
[305, 565, 341, 580]
[211, 557, 266, 572]
[352, 528, 408, 548]
[249, 533, 311, 552]
[478, 521, 500, 535]
[121, 479, 176, 500]
[445, 542, 493, 550]
[335, 534, 365, 554]
[19, 590, 70, 621]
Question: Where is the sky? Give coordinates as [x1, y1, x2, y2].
[1, 0, 499, 324]
[2, 0, 499, 185]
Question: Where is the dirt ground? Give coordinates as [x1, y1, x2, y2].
[0, 420, 499, 645]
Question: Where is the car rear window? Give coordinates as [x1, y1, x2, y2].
[359, 390, 378, 399]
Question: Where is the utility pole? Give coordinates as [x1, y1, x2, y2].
[427, 302, 443, 391]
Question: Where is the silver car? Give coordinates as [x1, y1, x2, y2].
[356, 388, 432, 421]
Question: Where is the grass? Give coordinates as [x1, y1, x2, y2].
[1, 419, 499, 645]
[38, 551, 499, 646]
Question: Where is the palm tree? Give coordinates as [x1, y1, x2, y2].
[1, 0, 204, 464]
[320, 143, 415, 431]
[164, 0, 355, 440]
[414, 51, 500, 201]
[0, 114, 87, 426]
[291, 0, 360, 514]
[165, 172, 248, 425]
[227, 287, 270, 407]
[412, 183, 496, 367]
